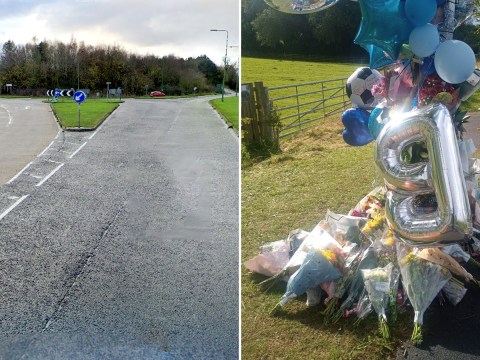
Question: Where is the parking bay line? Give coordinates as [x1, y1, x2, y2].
[0, 195, 29, 221]
[69, 142, 88, 159]
[36, 163, 64, 187]
[6, 161, 33, 185]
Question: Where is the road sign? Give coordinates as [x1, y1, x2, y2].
[74, 91, 86, 104]
[47, 89, 75, 97]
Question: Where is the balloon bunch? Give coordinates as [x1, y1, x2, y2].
[341, 0, 479, 246]
[342, 0, 478, 148]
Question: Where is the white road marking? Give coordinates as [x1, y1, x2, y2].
[36, 163, 64, 187]
[6, 161, 33, 185]
[1, 105, 13, 126]
[0, 195, 29, 221]
[69, 142, 88, 159]
[88, 130, 99, 140]
[37, 139, 56, 157]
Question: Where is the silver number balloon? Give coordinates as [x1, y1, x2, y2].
[375, 103, 472, 246]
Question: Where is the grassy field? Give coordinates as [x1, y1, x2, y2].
[241, 57, 480, 359]
[50, 98, 121, 128]
[242, 57, 364, 86]
[210, 96, 239, 130]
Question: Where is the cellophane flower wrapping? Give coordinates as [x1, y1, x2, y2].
[244, 229, 309, 278]
[351, 287, 372, 324]
[277, 247, 343, 308]
[325, 210, 367, 245]
[338, 246, 378, 317]
[396, 243, 452, 344]
[282, 223, 342, 277]
[442, 278, 467, 306]
[361, 263, 395, 338]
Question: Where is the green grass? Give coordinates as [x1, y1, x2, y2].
[242, 57, 364, 87]
[242, 119, 414, 359]
[50, 98, 121, 128]
[210, 96, 239, 130]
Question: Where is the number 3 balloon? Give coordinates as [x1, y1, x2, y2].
[374, 104, 472, 246]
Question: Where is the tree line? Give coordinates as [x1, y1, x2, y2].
[242, 0, 480, 61]
[0, 37, 238, 96]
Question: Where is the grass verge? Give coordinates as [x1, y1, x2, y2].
[50, 98, 121, 129]
[210, 96, 239, 130]
[241, 117, 410, 360]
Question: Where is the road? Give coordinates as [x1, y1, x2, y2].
[0, 97, 239, 359]
[0, 98, 59, 185]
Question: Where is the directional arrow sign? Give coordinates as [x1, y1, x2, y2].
[54, 89, 60, 97]
[74, 91, 86, 103]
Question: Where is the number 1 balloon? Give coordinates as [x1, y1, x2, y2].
[375, 104, 472, 246]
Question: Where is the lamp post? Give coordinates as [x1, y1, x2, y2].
[210, 29, 228, 102]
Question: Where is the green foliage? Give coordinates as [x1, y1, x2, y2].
[0, 38, 236, 97]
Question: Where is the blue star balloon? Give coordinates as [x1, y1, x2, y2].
[355, 0, 414, 69]
[362, 44, 396, 69]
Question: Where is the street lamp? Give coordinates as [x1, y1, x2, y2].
[210, 29, 228, 102]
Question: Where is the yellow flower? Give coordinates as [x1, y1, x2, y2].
[319, 249, 337, 264]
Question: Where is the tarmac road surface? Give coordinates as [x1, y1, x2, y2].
[0, 97, 239, 359]
[0, 98, 59, 185]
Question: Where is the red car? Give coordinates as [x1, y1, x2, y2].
[150, 91, 166, 97]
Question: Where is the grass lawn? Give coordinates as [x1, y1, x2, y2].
[50, 98, 121, 128]
[210, 96, 239, 130]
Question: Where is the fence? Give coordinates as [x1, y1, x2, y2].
[241, 78, 350, 147]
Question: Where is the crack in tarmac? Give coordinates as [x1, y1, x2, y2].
[42, 203, 126, 332]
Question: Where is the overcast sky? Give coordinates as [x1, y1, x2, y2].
[0, 0, 239, 66]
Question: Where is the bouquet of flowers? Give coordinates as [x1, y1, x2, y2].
[259, 223, 342, 291]
[397, 243, 452, 344]
[361, 263, 396, 339]
[418, 74, 459, 112]
[271, 247, 343, 314]
[349, 187, 385, 219]
[333, 245, 378, 323]
[322, 245, 364, 323]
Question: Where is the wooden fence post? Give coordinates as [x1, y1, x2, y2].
[254, 82, 274, 144]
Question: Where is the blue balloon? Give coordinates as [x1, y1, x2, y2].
[368, 107, 385, 139]
[342, 108, 374, 146]
[436, 0, 446, 5]
[434, 40, 476, 84]
[355, 0, 414, 67]
[420, 55, 436, 76]
[409, 24, 439, 58]
[405, 0, 437, 26]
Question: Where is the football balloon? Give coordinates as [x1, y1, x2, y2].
[346, 67, 383, 109]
